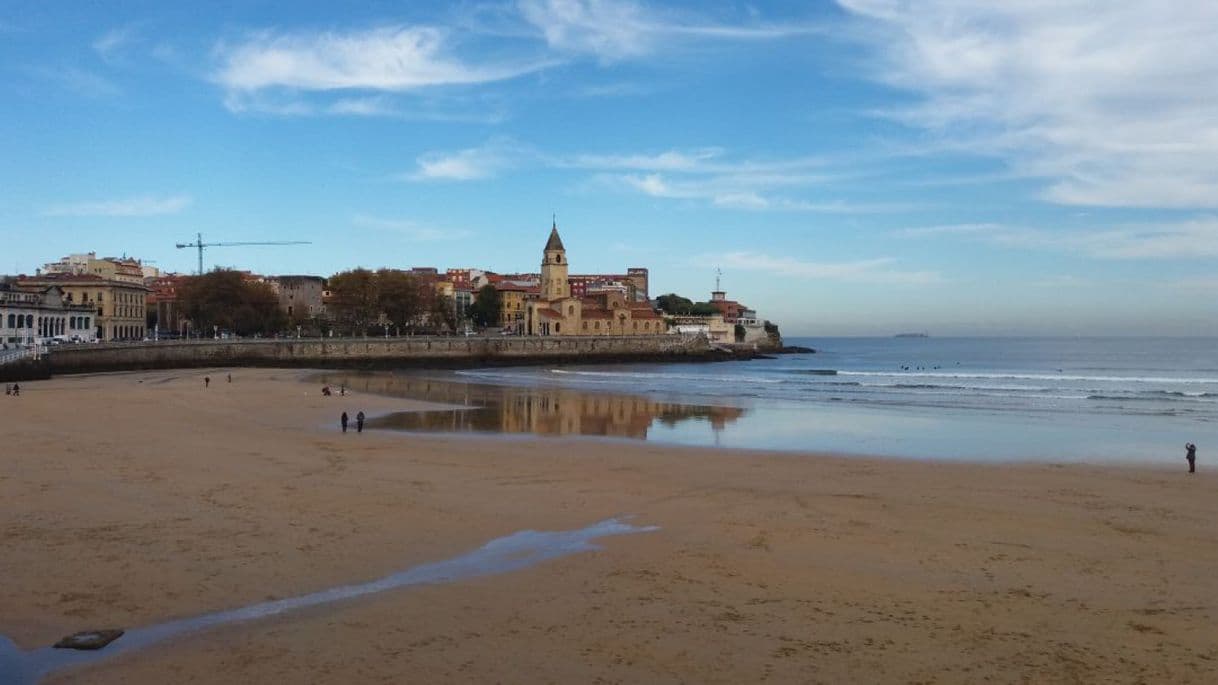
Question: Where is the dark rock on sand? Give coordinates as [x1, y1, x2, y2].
[53, 629, 124, 650]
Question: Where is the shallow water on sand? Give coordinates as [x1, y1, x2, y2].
[317, 337, 1218, 463]
[0, 519, 656, 685]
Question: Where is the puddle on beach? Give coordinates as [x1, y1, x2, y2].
[0, 519, 656, 685]
[316, 373, 747, 442]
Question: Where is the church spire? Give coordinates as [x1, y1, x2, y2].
[545, 220, 565, 252]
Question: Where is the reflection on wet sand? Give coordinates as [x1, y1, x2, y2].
[321, 373, 746, 441]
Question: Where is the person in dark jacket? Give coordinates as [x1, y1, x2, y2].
[356, 411, 365, 433]
[1186, 442, 1197, 473]
[341, 412, 349, 433]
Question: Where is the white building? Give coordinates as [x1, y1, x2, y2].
[1, 283, 99, 348]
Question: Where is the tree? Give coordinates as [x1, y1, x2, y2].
[376, 269, 424, 331]
[467, 284, 502, 328]
[327, 268, 380, 335]
[656, 293, 719, 316]
[428, 290, 458, 333]
[655, 293, 694, 315]
[178, 270, 285, 336]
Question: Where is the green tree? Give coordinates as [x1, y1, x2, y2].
[655, 293, 695, 314]
[467, 284, 502, 328]
[178, 270, 285, 336]
[656, 293, 719, 316]
[327, 268, 380, 335]
[376, 269, 424, 331]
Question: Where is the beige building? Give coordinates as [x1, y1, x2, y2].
[524, 224, 665, 336]
[18, 273, 149, 341]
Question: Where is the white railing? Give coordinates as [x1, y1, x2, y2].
[0, 347, 34, 365]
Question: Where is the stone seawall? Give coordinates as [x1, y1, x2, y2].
[43, 335, 716, 376]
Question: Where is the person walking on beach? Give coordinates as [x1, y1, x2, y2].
[227, 373, 232, 383]
[204, 376, 210, 388]
[1186, 442, 1197, 473]
[341, 412, 349, 433]
[10, 383, 18, 396]
[356, 411, 365, 433]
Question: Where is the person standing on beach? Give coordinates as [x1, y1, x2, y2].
[341, 412, 349, 433]
[204, 376, 210, 388]
[10, 383, 18, 396]
[1186, 442, 1197, 473]
[356, 411, 365, 433]
[227, 373, 232, 383]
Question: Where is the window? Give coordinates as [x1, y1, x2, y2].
[98, 292, 104, 301]
[555, 323, 561, 333]
[582, 321, 588, 330]
[568, 305, 574, 315]
[595, 321, 600, 329]
[633, 321, 638, 330]
[6, 314, 13, 328]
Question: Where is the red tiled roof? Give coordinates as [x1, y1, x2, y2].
[537, 309, 562, 319]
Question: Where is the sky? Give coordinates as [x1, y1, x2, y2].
[2, 0, 1217, 336]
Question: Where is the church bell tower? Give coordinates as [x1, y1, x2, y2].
[541, 218, 570, 300]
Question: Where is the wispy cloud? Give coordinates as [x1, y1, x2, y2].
[43, 194, 192, 217]
[408, 140, 905, 211]
[839, 0, 1218, 209]
[898, 217, 1218, 259]
[213, 26, 551, 115]
[406, 138, 526, 181]
[93, 26, 136, 61]
[697, 251, 943, 285]
[28, 66, 120, 98]
[352, 214, 471, 240]
[518, 0, 821, 62]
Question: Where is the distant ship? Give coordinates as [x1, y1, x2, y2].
[894, 332, 929, 338]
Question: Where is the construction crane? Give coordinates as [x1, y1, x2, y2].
[175, 232, 311, 275]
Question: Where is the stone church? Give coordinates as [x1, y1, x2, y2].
[525, 224, 665, 336]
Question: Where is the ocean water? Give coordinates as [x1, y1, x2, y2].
[330, 337, 1218, 463]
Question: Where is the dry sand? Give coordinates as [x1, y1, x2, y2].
[2, 369, 1216, 683]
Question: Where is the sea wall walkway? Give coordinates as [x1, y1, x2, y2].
[31, 334, 715, 377]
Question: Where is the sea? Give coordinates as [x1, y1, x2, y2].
[332, 337, 1218, 463]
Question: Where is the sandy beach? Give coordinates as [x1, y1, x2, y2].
[2, 369, 1216, 683]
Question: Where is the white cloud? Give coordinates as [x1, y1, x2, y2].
[29, 66, 120, 97]
[899, 217, 1218, 259]
[518, 0, 820, 62]
[93, 27, 135, 60]
[213, 26, 550, 115]
[699, 251, 942, 285]
[407, 139, 525, 181]
[894, 223, 1004, 238]
[352, 215, 471, 241]
[838, 0, 1218, 209]
[43, 194, 192, 217]
[410, 139, 908, 211]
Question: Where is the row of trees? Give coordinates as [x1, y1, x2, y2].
[326, 268, 458, 335]
[654, 293, 720, 316]
[175, 268, 465, 337]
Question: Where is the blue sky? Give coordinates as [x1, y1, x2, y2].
[2, 1, 1217, 335]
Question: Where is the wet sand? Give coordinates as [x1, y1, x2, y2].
[2, 369, 1216, 683]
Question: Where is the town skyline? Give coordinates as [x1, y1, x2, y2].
[3, 2, 1217, 336]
